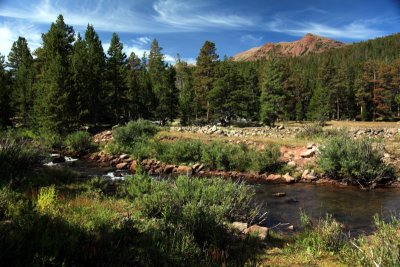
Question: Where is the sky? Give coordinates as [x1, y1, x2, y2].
[0, 0, 399, 64]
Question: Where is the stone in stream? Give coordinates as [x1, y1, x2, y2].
[52, 155, 66, 163]
[272, 192, 286, 197]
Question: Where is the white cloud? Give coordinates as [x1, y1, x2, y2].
[103, 40, 185, 65]
[240, 34, 263, 45]
[0, 21, 42, 58]
[153, 0, 255, 30]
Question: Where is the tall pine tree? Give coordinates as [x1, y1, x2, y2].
[8, 37, 34, 126]
[33, 14, 75, 134]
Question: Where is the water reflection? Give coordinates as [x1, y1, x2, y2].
[254, 183, 400, 235]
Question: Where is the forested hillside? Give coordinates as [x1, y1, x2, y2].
[0, 14, 399, 136]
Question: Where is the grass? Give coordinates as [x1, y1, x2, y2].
[0, 174, 263, 266]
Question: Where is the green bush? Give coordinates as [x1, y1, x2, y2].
[113, 120, 159, 149]
[0, 137, 43, 183]
[318, 136, 395, 188]
[156, 140, 203, 165]
[296, 123, 343, 139]
[65, 131, 94, 154]
[293, 212, 346, 256]
[128, 175, 261, 265]
[201, 142, 280, 172]
[345, 215, 400, 266]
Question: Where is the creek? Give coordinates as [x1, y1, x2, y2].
[46, 156, 400, 235]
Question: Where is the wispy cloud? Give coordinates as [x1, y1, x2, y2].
[240, 34, 263, 45]
[0, 20, 42, 57]
[153, 0, 255, 30]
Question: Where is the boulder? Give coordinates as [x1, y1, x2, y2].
[265, 174, 284, 183]
[301, 148, 316, 158]
[116, 162, 128, 169]
[52, 155, 65, 163]
[164, 165, 175, 174]
[243, 225, 269, 240]
[287, 161, 296, 167]
[176, 166, 193, 175]
[302, 169, 317, 181]
[119, 154, 130, 160]
[283, 173, 295, 183]
[232, 222, 248, 232]
[306, 143, 316, 149]
[272, 192, 286, 197]
[129, 160, 138, 173]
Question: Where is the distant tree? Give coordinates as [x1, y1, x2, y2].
[106, 32, 127, 124]
[7, 37, 34, 126]
[193, 41, 219, 122]
[84, 24, 106, 124]
[175, 55, 195, 125]
[33, 14, 76, 134]
[0, 54, 12, 127]
[148, 39, 178, 125]
[259, 57, 285, 125]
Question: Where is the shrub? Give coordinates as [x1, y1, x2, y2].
[346, 215, 400, 266]
[65, 131, 94, 154]
[113, 120, 159, 149]
[294, 212, 346, 257]
[201, 142, 280, 172]
[128, 175, 261, 265]
[37, 185, 58, 214]
[156, 140, 203, 165]
[296, 123, 343, 139]
[0, 137, 43, 183]
[318, 136, 395, 188]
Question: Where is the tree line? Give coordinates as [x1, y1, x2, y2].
[0, 15, 399, 136]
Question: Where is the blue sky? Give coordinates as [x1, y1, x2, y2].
[0, 0, 399, 64]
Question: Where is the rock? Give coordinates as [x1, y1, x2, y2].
[266, 174, 284, 183]
[272, 192, 286, 197]
[302, 169, 317, 181]
[164, 165, 175, 174]
[119, 154, 130, 160]
[384, 153, 391, 158]
[129, 160, 138, 173]
[52, 155, 65, 163]
[232, 222, 248, 232]
[278, 125, 285, 130]
[287, 225, 294, 231]
[176, 165, 193, 175]
[283, 173, 295, 183]
[301, 148, 316, 158]
[306, 143, 315, 149]
[116, 162, 128, 169]
[287, 161, 296, 167]
[244, 225, 269, 240]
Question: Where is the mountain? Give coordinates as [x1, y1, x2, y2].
[232, 33, 346, 61]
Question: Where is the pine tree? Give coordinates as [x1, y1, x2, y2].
[84, 24, 106, 124]
[33, 14, 75, 134]
[7, 37, 34, 126]
[0, 54, 12, 127]
[193, 41, 219, 122]
[259, 58, 285, 125]
[175, 55, 195, 125]
[148, 39, 178, 125]
[106, 32, 127, 124]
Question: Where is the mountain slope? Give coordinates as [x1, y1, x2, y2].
[233, 33, 346, 61]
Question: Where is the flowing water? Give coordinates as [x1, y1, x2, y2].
[46, 157, 400, 235]
[253, 183, 400, 235]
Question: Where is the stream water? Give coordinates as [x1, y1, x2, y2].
[254, 183, 400, 235]
[46, 157, 400, 235]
